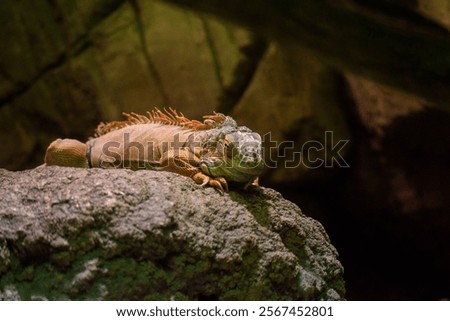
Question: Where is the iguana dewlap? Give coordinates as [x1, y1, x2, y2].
[44, 108, 264, 192]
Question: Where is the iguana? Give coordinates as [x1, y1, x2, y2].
[44, 108, 264, 192]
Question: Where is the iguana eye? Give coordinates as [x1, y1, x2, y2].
[225, 139, 236, 150]
[224, 134, 236, 147]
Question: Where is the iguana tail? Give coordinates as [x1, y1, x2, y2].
[44, 139, 89, 168]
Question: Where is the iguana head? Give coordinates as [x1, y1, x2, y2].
[199, 127, 264, 184]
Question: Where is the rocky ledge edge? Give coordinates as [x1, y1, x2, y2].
[0, 167, 344, 300]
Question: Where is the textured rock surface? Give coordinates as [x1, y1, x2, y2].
[165, 0, 450, 108]
[0, 167, 344, 300]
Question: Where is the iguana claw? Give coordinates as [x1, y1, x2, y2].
[210, 177, 229, 193]
[192, 172, 228, 193]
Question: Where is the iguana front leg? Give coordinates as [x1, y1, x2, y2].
[161, 149, 228, 193]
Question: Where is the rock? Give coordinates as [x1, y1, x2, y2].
[418, 0, 450, 30]
[0, 0, 258, 170]
[164, 0, 450, 108]
[0, 167, 344, 300]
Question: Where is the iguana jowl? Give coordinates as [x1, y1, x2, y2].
[44, 108, 264, 192]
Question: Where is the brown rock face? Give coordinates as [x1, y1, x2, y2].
[0, 167, 344, 300]
[0, 0, 260, 170]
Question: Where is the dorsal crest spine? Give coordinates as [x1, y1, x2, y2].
[94, 107, 227, 137]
